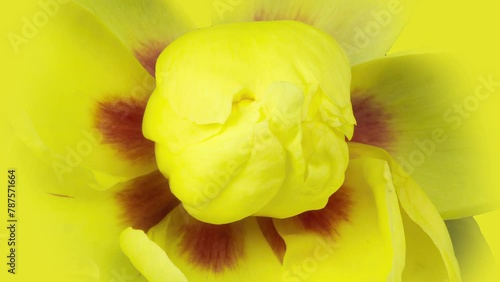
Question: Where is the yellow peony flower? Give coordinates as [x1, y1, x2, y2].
[1, 0, 499, 282]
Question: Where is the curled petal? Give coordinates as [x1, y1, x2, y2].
[120, 227, 188, 282]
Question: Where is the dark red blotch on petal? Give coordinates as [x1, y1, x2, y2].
[351, 91, 393, 148]
[96, 96, 155, 162]
[296, 187, 351, 237]
[116, 170, 178, 232]
[134, 41, 169, 77]
[179, 215, 244, 273]
[257, 217, 286, 263]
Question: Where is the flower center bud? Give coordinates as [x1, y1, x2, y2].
[143, 21, 355, 224]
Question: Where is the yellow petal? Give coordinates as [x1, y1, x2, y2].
[3, 2, 157, 189]
[350, 53, 500, 218]
[142, 207, 283, 282]
[73, 0, 209, 76]
[0, 130, 144, 282]
[349, 142, 462, 281]
[274, 158, 405, 282]
[120, 228, 188, 282]
[144, 21, 354, 224]
[446, 218, 497, 282]
[400, 210, 451, 281]
[208, 0, 413, 65]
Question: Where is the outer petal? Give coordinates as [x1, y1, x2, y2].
[73, 0, 210, 75]
[143, 207, 283, 282]
[3, 1, 157, 189]
[400, 211, 451, 281]
[274, 158, 406, 282]
[350, 53, 500, 218]
[0, 126, 145, 282]
[446, 218, 498, 282]
[211, 0, 414, 65]
[349, 142, 462, 281]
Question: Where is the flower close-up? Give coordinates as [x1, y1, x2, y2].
[1, 0, 500, 282]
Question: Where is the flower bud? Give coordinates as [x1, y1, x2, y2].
[143, 21, 355, 224]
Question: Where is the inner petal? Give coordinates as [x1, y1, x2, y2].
[179, 216, 244, 272]
[146, 208, 283, 281]
[134, 41, 170, 77]
[351, 91, 394, 148]
[294, 186, 352, 237]
[143, 20, 354, 224]
[96, 96, 155, 162]
[115, 170, 178, 232]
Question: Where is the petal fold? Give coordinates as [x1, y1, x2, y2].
[120, 227, 188, 282]
[274, 158, 405, 281]
[349, 142, 462, 281]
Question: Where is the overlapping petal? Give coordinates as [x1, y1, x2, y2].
[446, 217, 497, 282]
[274, 157, 405, 282]
[349, 142, 462, 281]
[209, 0, 414, 65]
[120, 228, 188, 282]
[350, 53, 500, 218]
[145, 207, 283, 282]
[3, 2, 158, 190]
[73, 0, 209, 76]
[75, 0, 413, 77]
[0, 125, 145, 282]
